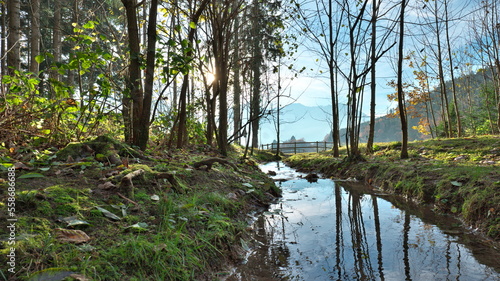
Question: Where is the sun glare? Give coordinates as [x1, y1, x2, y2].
[206, 72, 215, 84]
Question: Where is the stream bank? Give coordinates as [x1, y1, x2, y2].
[0, 140, 280, 280]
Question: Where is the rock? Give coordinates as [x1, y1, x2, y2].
[267, 170, 277, 176]
[454, 155, 469, 161]
[304, 173, 319, 183]
[97, 182, 116, 189]
[227, 192, 238, 200]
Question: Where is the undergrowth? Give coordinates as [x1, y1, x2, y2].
[0, 142, 277, 280]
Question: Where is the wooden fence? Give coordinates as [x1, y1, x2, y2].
[260, 141, 334, 154]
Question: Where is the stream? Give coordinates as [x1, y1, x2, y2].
[228, 162, 500, 281]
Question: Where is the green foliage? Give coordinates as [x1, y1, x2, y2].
[1, 20, 122, 146]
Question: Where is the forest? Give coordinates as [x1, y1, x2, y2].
[2, 0, 500, 280]
[1, 0, 499, 158]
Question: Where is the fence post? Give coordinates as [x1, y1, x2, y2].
[294, 142, 297, 154]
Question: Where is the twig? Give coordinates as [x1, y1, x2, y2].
[117, 192, 139, 206]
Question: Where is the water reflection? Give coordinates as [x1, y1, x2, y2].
[229, 162, 500, 281]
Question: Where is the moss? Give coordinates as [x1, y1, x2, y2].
[37, 201, 55, 216]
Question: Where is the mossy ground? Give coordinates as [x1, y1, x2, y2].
[285, 135, 500, 240]
[0, 141, 278, 280]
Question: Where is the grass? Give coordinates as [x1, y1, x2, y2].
[0, 143, 277, 280]
[285, 135, 500, 240]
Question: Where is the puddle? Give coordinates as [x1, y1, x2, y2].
[227, 162, 500, 281]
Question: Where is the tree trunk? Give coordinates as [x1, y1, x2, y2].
[121, 0, 144, 146]
[51, 0, 62, 85]
[6, 0, 20, 75]
[367, 0, 379, 154]
[1, 2, 6, 95]
[434, 0, 452, 137]
[328, 0, 340, 157]
[233, 15, 242, 145]
[251, 0, 262, 150]
[176, 0, 210, 148]
[398, 0, 408, 159]
[29, 0, 40, 74]
[444, 0, 462, 137]
[139, 0, 158, 150]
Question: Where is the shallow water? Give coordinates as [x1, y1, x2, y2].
[228, 162, 500, 281]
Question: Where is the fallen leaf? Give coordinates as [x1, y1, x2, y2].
[69, 273, 93, 281]
[18, 172, 45, 179]
[58, 216, 90, 227]
[450, 181, 462, 187]
[97, 182, 116, 189]
[125, 222, 148, 232]
[27, 268, 76, 281]
[95, 206, 121, 220]
[14, 162, 32, 170]
[54, 228, 90, 244]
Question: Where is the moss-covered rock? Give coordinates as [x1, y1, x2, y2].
[55, 135, 143, 164]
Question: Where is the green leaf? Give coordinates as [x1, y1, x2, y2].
[125, 222, 149, 232]
[60, 216, 90, 227]
[35, 55, 45, 64]
[450, 181, 462, 187]
[18, 173, 45, 179]
[189, 21, 197, 29]
[83, 21, 96, 29]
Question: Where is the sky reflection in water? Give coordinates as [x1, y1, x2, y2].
[231, 162, 500, 281]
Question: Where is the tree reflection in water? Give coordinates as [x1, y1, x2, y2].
[229, 163, 500, 281]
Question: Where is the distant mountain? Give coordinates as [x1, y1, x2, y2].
[327, 115, 430, 145]
[259, 102, 430, 146]
[260, 68, 496, 146]
[259, 103, 342, 146]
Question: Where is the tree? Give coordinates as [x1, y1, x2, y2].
[339, 0, 395, 160]
[291, 0, 346, 157]
[121, 0, 158, 150]
[366, 0, 380, 154]
[6, 0, 20, 74]
[176, 0, 210, 148]
[250, 0, 263, 150]
[397, 0, 409, 159]
[29, 0, 41, 74]
[443, 0, 462, 137]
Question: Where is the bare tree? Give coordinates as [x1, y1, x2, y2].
[397, 0, 409, 159]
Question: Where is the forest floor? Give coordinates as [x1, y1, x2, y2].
[284, 135, 500, 241]
[0, 137, 280, 281]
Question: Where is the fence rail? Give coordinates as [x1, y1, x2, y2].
[260, 141, 334, 154]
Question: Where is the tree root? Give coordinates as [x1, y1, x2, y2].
[191, 157, 239, 171]
[120, 169, 144, 197]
